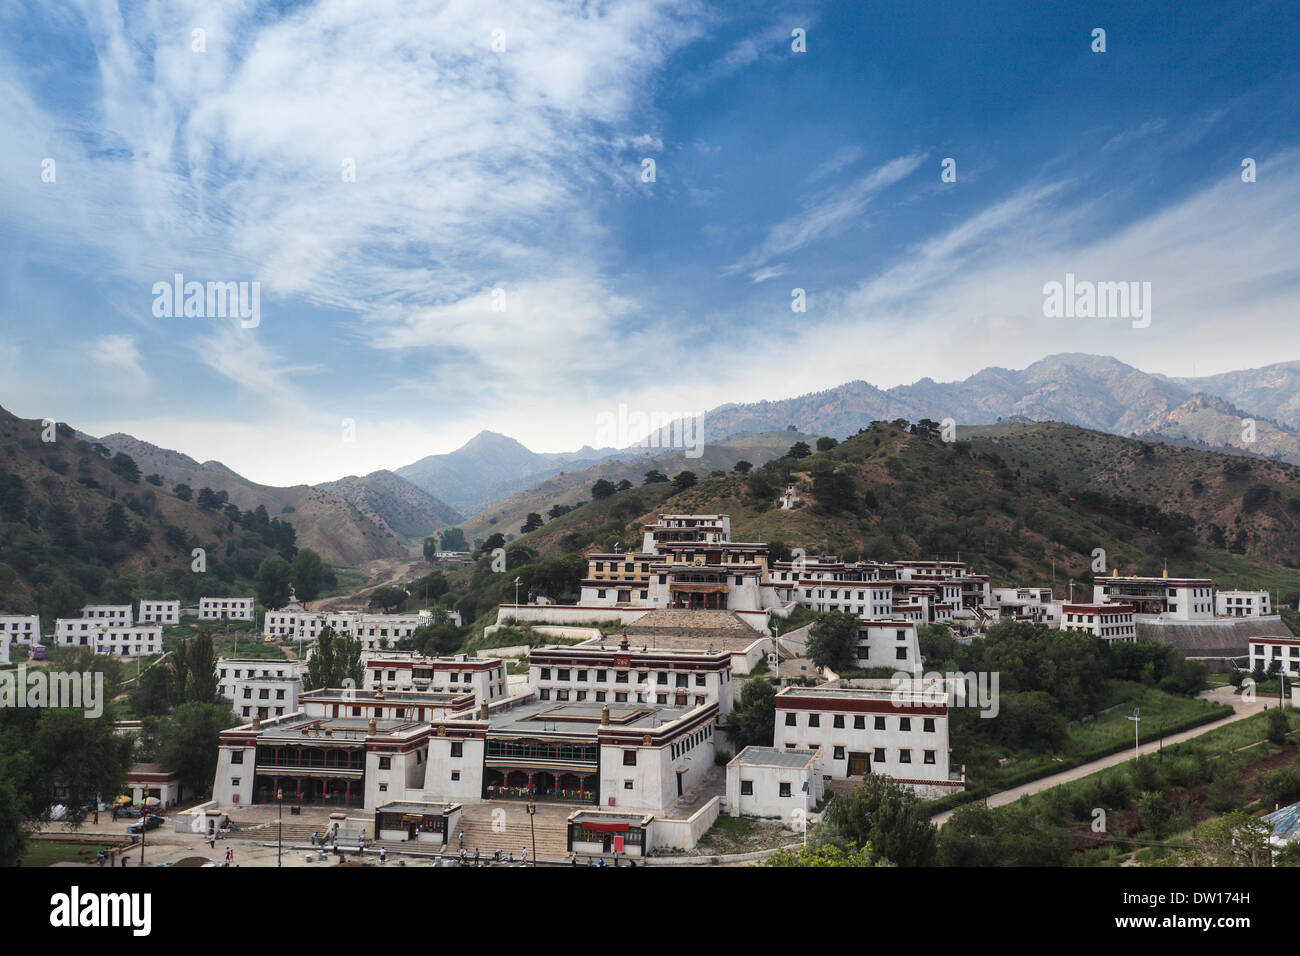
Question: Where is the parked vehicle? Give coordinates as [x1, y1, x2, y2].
[127, 815, 164, 834]
[118, 805, 144, 818]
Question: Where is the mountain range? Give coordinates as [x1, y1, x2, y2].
[681, 354, 1300, 463]
[74, 352, 1300, 564]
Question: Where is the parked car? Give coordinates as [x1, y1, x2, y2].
[118, 805, 144, 818]
[126, 815, 165, 834]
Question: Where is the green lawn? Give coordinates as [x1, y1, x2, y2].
[20, 841, 108, 867]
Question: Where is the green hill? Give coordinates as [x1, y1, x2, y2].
[0, 408, 299, 620]
[484, 419, 1300, 603]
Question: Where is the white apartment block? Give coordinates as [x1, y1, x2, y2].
[0, 614, 40, 645]
[0, 632, 8, 665]
[138, 599, 181, 625]
[1248, 637, 1300, 677]
[80, 605, 133, 626]
[200, 597, 255, 621]
[364, 653, 509, 702]
[53, 622, 162, 656]
[218, 658, 303, 720]
[772, 680, 963, 800]
[1092, 574, 1213, 620]
[265, 610, 451, 649]
[1060, 603, 1137, 643]
[1216, 590, 1272, 618]
[851, 619, 923, 672]
[529, 644, 736, 716]
[726, 747, 823, 819]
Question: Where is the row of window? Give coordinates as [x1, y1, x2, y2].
[539, 688, 708, 707]
[671, 723, 714, 759]
[783, 712, 936, 733]
[538, 667, 710, 686]
[777, 745, 937, 765]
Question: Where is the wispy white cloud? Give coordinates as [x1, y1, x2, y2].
[724, 153, 927, 275]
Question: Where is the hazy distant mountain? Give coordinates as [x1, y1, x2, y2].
[686, 353, 1300, 466]
[92, 432, 409, 565]
[394, 431, 620, 515]
[316, 470, 462, 541]
[1165, 361, 1300, 431]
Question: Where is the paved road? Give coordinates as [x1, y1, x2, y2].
[930, 684, 1267, 827]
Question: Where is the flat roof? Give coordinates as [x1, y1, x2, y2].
[734, 747, 818, 769]
[255, 714, 425, 741]
[487, 700, 695, 735]
[375, 801, 457, 815]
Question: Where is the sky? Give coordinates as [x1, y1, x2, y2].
[1, 0, 1297, 486]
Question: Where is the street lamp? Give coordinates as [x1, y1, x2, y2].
[526, 800, 537, 866]
[514, 577, 521, 624]
[1126, 707, 1141, 761]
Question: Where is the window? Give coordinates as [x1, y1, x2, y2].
[379, 784, 388, 792]
[616, 671, 629, 683]
[676, 674, 688, 687]
[896, 647, 908, 660]
[874, 716, 886, 730]
[808, 714, 820, 727]
[231, 751, 244, 764]
[924, 750, 936, 765]
[656, 694, 667, 704]
[741, 780, 753, 795]
[378, 757, 391, 770]
[854, 716, 865, 730]
[557, 669, 570, 681]
[923, 718, 935, 733]
[785, 713, 797, 726]
[857, 647, 870, 660]
[577, 670, 587, 681]
[596, 670, 607, 682]
[595, 691, 607, 702]
[695, 675, 706, 686]
[779, 782, 792, 798]
[540, 689, 551, 701]
[657, 672, 669, 685]
[874, 747, 886, 762]
[231, 778, 240, 787]
[451, 771, 460, 781]
[450, 742, 463, 758]
[832, 715, 845, 728]
[624, 780, 634, 790]
[623, 750, 637, 766]
[899, 718, 911, 731]
[899, 750, 912, 763]
[833, 746, 845, 760]
[615, 692, 628, 703]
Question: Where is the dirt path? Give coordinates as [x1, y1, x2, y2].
[314, 558, 422, 611]
[930, 685, 1267, 827]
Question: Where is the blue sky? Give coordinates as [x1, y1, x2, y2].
[1, 0, 1297, 485]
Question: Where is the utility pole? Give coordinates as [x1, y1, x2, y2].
[1126, 707, 1141, 761]
[527, 800, 537, 866]
[277, 788, 284, 867]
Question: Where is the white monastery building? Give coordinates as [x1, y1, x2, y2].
[200, 597, 255, 621]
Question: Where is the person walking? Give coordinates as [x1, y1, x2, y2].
[521, 847, 528, 865]
[379, 846, 387, 863]
[458, 830, 464, 849]
[473, 847, 480, 866]
[311, 831, 318, 846]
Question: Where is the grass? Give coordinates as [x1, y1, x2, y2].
[20, 840, 109, 867]
[932, 682, 1233, 813]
